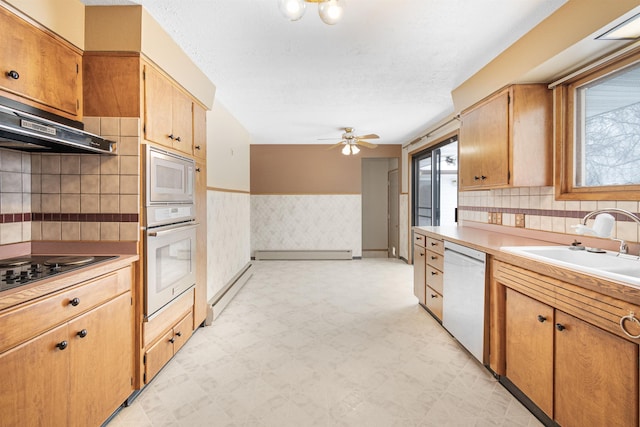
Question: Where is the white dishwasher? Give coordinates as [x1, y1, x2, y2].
[442, 241, 487, 363]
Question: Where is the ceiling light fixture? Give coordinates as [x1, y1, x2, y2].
[278, 0, 345, 25]
[341, 143, 359, 155]
[597, 13, 640, 40]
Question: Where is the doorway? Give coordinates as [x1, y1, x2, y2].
[412, 137, 458, 227]
[362, 158, 399, 258]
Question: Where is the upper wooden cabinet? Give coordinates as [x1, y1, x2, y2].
[193, 104, 207, 160]
[459, 84, 552, 191]
[144, 64, 194, 155]
[0, 6, 82, 120]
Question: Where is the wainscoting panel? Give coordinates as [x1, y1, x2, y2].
[251, 194, 362, 257]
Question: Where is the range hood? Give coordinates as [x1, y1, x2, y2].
[0, 100, 116, 155]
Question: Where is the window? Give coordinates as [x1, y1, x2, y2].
[556, 47, 640, 199]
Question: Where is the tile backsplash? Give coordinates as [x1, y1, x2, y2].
[458, 186, 640, 244]
[0, 117, 140, 245]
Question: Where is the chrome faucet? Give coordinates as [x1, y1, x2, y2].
[580, 208, 640, 255]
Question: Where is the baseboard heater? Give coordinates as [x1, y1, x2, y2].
[253, 250, 352, 260]
[205, 262, 253, 325]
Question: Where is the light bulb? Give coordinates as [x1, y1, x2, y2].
[351, 145, 360, 154]
[278, 0, 306, 21]
[342, 144, 350, 155]
[318, 0, 344, 25]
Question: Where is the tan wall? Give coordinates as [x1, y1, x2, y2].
[251, 145, 401, 195]
[208, 100, 251, 192]
[3, 0, 85, 49]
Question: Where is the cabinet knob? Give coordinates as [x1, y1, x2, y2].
[77, 329, 88, 338]
[555, 323, 566, 331]
[431, 242, 437, 246]
[481, 175, 487, 180]
[474, 176, 480, 181]
[431, 256, 437, 260]
[430, 294, 437, 298]
[195, 145, 201, 150]
[56, 341, 68, 350]
[6, 70, 19, 80]
[175, 136, 182, 142]
[431, 271, 438, 276]
[537, 315, 546, 323]
[195, 167, 201, 172]
[169, 337, 175, 343]
[168, 134, 175, 140]
[175, 331, 182, 337]
[69, 297, 80, 307]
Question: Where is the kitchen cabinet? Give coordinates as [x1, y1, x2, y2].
[413, 243, 426, 305]
[194, 160, 208, 327]
[425, 237, 444, 321]
[496, 261, 639, 427]
[143, 288, 194, 383]
[0, 265, 133, 427]
[0, 6, 82, 120]
[459, 84, 552, 190]
[193, 104, 207, 160]
[144, 64, 194, 155]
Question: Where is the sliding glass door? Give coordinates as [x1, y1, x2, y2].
[412, 138, 458, 227]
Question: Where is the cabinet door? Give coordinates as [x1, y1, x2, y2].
[193, 104, 207, 160]
[171, 88, 194, 154]
[172, 311, 194, 354]
[459, 89, 510, 189]
[505, 289, 554, 417]
[0, 7, 80, 117]
[68, 292, 133, 427]
[144, 65, 174, 148]
[413, 244, 426, 305]
[555, 310, 639, 427]
[0, 323, 69, 427]
[194, 161, 208, 326]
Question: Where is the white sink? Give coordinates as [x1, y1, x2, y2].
[500, 245, 640, 287]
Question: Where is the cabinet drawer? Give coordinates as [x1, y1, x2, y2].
[414, 233, 426, 248]
[426, 251, 444, 271]
[0, 270, 128, 354]
[144, 329, 174, 383]
[426, 287, 443, 320]
[426, 266, 443, 294]
[426, 238, 444, 255]
[172, 310, 194, 354]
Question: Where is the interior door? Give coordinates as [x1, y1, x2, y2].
[388, 169, 399, 258]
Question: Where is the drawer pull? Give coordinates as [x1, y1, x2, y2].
[431, 242, 438, 246]
[555, 323, 566, 332]
[620, 312, 640, 339]
[430, 294, 438, 299]
[431, 256, 437, 260]
[77, 329, 88, 338]
[7, 70, 19, 79]
[195, 145, 202, 150]
[69, 297, 80, 307]
[56, 341, 68, 350]
[175, 331, 182, 337]
[537, 315, 546, 323]
[431, 271, 438, 276]
[175, 136, 182, 142]
[168, 134, 175, 140]
[169, 337, 175, 344]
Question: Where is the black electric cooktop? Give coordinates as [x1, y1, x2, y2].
[0, 255, 117, 292]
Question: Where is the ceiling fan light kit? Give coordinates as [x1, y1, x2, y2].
[278, 0, 345, 25]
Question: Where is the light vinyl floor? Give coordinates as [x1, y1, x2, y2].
[108, 259, 541, 427]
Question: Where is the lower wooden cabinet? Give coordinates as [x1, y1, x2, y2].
[500, 266, 639, 427]
[144, 310, 193, 383]
[142, 288, 195, 384]
[0, 267, 134, 427]
[425, 286, 443, 319]
[413, 244, 426, 305]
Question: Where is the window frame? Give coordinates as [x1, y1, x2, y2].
[555, 47, 640, 200]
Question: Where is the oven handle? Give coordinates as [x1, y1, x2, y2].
[147, 223, 199, 237]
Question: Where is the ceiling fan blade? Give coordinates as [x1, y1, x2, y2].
[325, 141, 346, 150]
[355, 133, 380, 140]
[357, 140, 378, 149]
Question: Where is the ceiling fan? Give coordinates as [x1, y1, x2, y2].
[322, 127, 380, 155]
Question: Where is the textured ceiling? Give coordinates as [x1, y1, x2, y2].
[80, 0, 566, 145]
